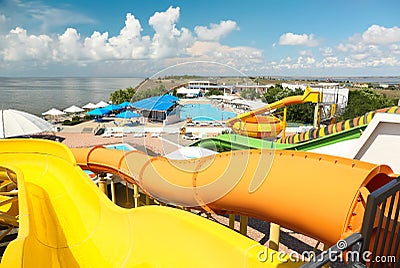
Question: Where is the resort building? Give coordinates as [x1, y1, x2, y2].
[130, 94, 181, 125]
[176, 87, 202, 98]
[231, 84, 275, 94]
[187, 80, 232, 95]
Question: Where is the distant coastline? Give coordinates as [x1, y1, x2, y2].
[0, 77, 143, 115]
[1, 75, 399, 84]
[1, 76, 399, 116]
[277, 76, 400, 85]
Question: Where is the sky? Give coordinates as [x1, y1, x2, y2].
[0, 0, 399, 77]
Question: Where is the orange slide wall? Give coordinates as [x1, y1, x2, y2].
[72, 146, 396, 246]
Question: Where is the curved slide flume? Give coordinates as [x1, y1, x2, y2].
[225, 86, 320, 138]
[277, 106, 400, 144]
[72, 145, 396, 246]
[0, 139, 298, 267]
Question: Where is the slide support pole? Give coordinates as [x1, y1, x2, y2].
[269, 223, 280, 251]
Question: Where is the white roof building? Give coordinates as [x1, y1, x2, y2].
[176, 87, 201, 97]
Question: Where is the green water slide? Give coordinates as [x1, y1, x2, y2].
[189, 125, 365, 152]
[190, 106, 400, 152]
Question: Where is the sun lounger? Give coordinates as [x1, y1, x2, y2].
[133, 132, 145, 138]
[112, 133, 126, 138]
[102, 132, 112, 138]
[151, 132, 161, 138]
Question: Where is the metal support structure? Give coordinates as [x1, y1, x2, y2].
[269, 223, 280, 251]
[239, 215, 248, 235]
[110, 177, 116, 204]
[98, 177, 108, 196]
[124, 182, 132, 207]
[281, 106, 287, 140]
[229, 214, 235, 229]
[133, 184, 140, 208]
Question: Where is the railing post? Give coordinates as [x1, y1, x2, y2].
[229, 214, 235, 229]
[98, 174, 108, 196]
[269, 223, 280, 251]
[133, 184, 140, 208]
[124, 182, 132, 207]
[110, 176, 116, 204]
[239, 215, 248, 235]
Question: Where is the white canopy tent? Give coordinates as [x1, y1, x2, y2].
[63, 105, 84, 113]
[220, 95, 240, 102]
[95, 101, 109, 108]
[82, 102, 97, 109]
[0, 109, 53, 138]
[230, 99, 249, 106]
[42, 108, 66, 116]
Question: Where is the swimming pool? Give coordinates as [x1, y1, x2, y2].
[180, 103, 236, 121]
[105, 143, 135, 151]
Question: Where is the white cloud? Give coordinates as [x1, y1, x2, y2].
[0, 6, 264, 75]
[362, 25, 400, 44]
[148, 6, 194, 58]
[279, 33, 318, 47]
[194, 20, 239, 41]
[299, 50, 313, 56]
[1, 4, 399, 76]
[108, 13, 151, 59]
[327, 24, 400, 70]
[320, 47, 333, 57]
[187, 41, 263, 63]
[56, 28, 83, 61]
[0, 27, 53, 61]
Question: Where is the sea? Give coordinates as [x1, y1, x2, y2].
[1, 76, 399, 116]
[0, 77, 144, 116]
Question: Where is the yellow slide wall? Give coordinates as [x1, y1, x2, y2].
[0, 139, 299, 267]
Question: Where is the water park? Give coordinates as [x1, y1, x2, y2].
[0, 79, 399, 267]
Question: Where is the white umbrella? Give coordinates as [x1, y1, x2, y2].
[42, 108, 66, 116]
[95, 101, 109, 108]
[63, 105, 84, 113]
[82, 102, 97, 109]
[231, 99, 249, 106]
[0, 109, 53, 138]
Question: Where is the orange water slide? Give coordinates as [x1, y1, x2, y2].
[72, 147, 396, 246]
[225, 87, 320, 138]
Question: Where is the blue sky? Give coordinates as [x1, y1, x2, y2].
[0, 0, 399, 77]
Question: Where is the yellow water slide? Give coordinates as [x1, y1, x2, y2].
[225, 87, 320, 138]
[72, 145, 396, 246]
[0, 139, 298, 267]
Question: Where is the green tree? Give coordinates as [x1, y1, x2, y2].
[205, 88, 223, 96]
[131, 85, 167, 102]
[263, 86, 314, 124]
[264, 84, 288, 103]
[110, 86, 136, 104]
[340, 89, 396, 120]
[240, 88, 261, 100]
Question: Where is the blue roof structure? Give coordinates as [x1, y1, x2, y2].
[131, 94, 178, 111]
[115, 110, 141, 119]
[87, 108, 110, 116]
[117, 101, 131, 109]
[103, 104, 122, 112]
